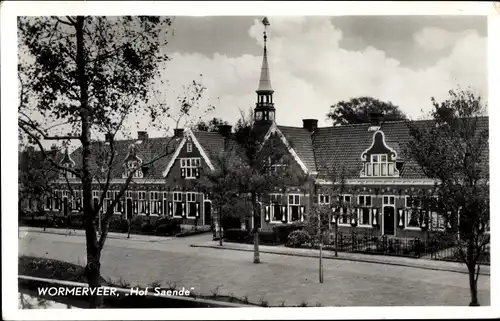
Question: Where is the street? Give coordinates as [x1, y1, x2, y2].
[18, 231, 490, 307]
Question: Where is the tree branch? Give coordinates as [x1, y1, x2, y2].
[55, 16, 75, 27]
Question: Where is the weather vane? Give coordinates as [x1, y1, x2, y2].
[262, 17, 270, 48]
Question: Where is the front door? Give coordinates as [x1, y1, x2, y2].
[383, 206, 395, 235]
[204, 201, 211, 226]
[126, 199, 133, 220]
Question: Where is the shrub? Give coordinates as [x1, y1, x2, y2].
[258, 231, 276, 244]
[155, 218, 181, 235]
[109, 217, 129, 233]
[224, 229, 251, 243]
[286, 230, 310, 248]
[141, 223, 155, 234]
[221, 216, 241, 230]
[273, 223, 304, 243]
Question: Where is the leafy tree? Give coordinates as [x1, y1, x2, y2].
[18, 145, 59, 218]
[193, 117, 229, 132]
[17, 16, 206, 307]
[406, 88, 489, 306]
[233, 111, 309, 263]
[196, 150, 247, 246]
[327, 96, 407, 126]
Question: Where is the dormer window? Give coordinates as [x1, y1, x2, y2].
[59, 163, 76, 179]
[123, 160, 143, 178]
[365, 154, 395, 177]
[360, 131, 399, 178]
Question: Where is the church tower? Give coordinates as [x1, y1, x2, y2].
[254, 17, 275, 125]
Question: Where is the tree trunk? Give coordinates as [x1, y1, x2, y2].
[334, 216, 338, 257]
[467, 238, 480, 306]
[468, 265, 479, 306]
[76, 16, 102, 309]
[252, 193, 260, 264]
[219, 204, 223, 246]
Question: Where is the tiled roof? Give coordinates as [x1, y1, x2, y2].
[70, 136, 181, 179]
[312, 117, 489, 180]
[277, 126, 317, 172]
[67, 116, 488, 182]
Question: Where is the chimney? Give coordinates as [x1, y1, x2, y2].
[369, 112, 383, 131]
[105, 133, 113, 143]
[218, 124, 232, 137]
[174, 128, 184, 137]
[302, 119, 318, 133]
[137, 131, 148, 140]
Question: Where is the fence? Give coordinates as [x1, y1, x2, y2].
[320, 230, 490, 265]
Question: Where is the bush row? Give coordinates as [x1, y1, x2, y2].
[19, 214, 183, 236]
[223, 223, 305, 245]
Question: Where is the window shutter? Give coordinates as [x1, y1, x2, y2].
[181, 168, 186, 178]
[168, 201, 173, 216]
[133, 200, 138, 214]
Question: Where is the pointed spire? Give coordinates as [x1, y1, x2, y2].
[257, 17, 273, 93]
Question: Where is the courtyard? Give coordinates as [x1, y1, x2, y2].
[18, 229, 490, 307]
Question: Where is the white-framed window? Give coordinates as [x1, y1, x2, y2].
[72, 190, 82, 212]
[54, 190, 62, 210]
[180, 158, 201, 179]
[365, 154, 396, 177]
[383, 195, 395, 206]
[338, 195, 351, 225]
[318, 194, 330, 205]
[187, 141, 193, 153]
[405, 196, 421, 229]
[59, 164, 76, 180]
[112, 190, 122, 213]
[173, 192, 184, 217]
[138, 191, 147, 214]
[186, 192, 198, 218]
[358, 195, 373, 226]
[338, 194, 352, 225]
[150, 191, 159, 215]
[288, 194, 301, 222]
[270, 193, 284, 223]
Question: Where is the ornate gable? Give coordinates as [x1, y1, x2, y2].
[360, 130, 399, 178]
[59, 148, 76, 179]
[122, 143, 143, 178]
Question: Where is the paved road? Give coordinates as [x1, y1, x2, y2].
[18, 231, 490, 307]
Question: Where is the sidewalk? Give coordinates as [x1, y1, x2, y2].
[19, 227, 174, 243]
[191, 241, 490, 276]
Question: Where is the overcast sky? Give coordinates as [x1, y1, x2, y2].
[144, 15, 487, 132]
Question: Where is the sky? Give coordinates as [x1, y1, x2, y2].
[145, 15, 487, 132]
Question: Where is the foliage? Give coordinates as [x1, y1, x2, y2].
[273, 223, 304, 243]
[405, 88, 489, 306]
[327, 96, 407, 126]
[193, 117, 228, 132]
[17, 16, 209, 306]
[223, 228, 251, 242]
[286, 230, 311, 248]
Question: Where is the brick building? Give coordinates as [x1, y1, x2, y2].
[34, 19, 488, 238]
